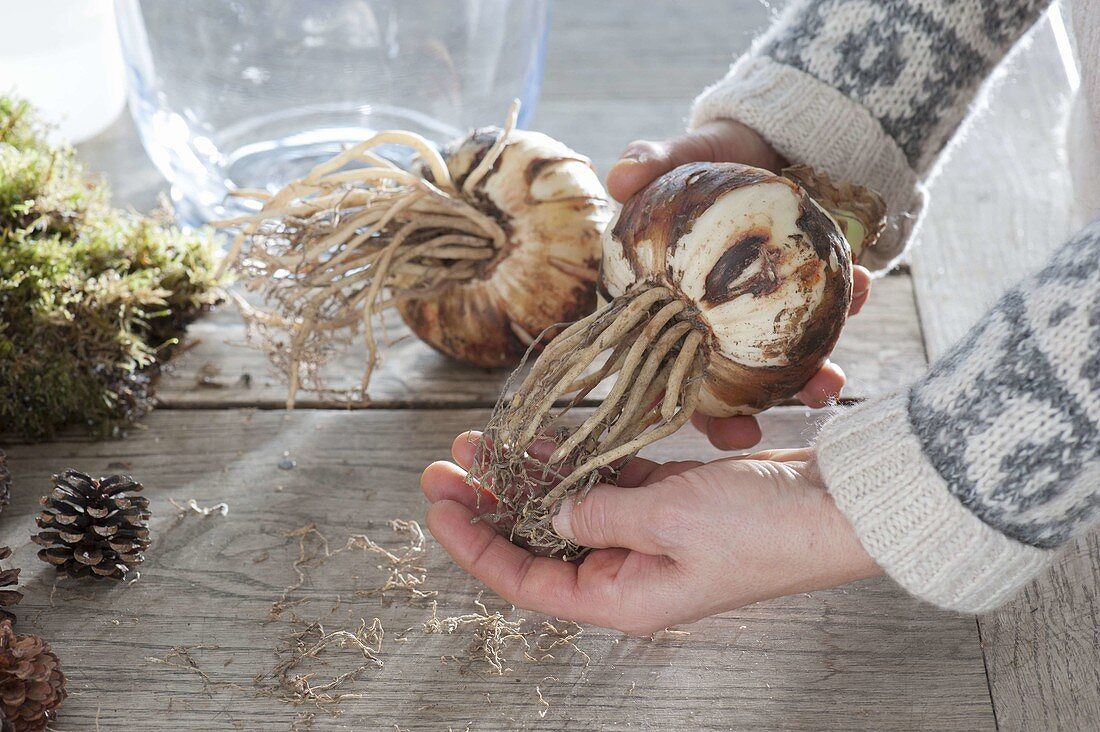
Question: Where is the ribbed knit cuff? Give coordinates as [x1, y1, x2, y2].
[814, 392, 1054, 614]
[690, 57, 927, 272]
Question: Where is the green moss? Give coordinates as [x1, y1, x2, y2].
[0, 97, 51, 154]
[0, 95, 224, 440]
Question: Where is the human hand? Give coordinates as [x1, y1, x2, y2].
[421, 432, 881, 635]
[606, 119, 872, 450]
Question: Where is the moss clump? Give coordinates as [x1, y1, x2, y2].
[0, 96, 224, 440]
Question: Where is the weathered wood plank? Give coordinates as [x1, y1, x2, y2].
[909, 20, 1076, 354]
[57, 1, 1005, 729]
[155, 273, 926, 409]
[2, 408, 993, 731]
[909, 17, 1100, 731]
[980, 533, 1100, 731]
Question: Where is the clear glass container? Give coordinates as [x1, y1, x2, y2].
[114, 0, 550, 225]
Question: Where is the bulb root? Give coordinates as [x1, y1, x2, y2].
[219, 103, 522, 407]
[475, 286, 706, 557]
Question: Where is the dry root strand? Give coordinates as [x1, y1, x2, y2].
[476, 286, 706, 557]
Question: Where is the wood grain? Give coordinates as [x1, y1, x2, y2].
[155, 273, 925, 410]
[65, 0, 1100, 729]
[980, 533, 1100, 731]
[1, 408, 993, 731]
[909, 17, 1100, 732]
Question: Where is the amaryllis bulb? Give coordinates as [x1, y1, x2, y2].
[602, 162, 852, 416]
[399, 128, 610, 367]
[220, 102, 611, 406]
[476, 161, 883, 557]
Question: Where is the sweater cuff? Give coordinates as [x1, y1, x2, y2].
[690, 56, 926, 272]
[814, 392, 1054, 614]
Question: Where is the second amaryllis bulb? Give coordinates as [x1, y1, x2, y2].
[221, 103, 610, 406]
[398, 128, 611, 368]
[476, 161, 882, 557]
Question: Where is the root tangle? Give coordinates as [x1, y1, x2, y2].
[475, 286, 706, 557]
[219, 103, 521, 407]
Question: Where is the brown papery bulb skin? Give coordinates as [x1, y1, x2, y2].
[397, 129, 611, 367]
[601, 162, 853, 416]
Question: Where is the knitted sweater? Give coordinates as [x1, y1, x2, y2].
[691, 0, 1099, 613]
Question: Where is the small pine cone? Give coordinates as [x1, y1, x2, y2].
[0, 450, 11, 512]
[0, 550, 21, 624]
[0, 619, 66, 732]
[33, 470, 150, 581]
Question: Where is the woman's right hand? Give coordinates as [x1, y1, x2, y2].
[421, 434, 882, 636]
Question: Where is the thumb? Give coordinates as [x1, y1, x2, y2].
[551, 485, 661, 553]
[606, 119, 783, 203]
[605, 134, 712, 203]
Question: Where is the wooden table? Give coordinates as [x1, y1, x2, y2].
[4, 3, 1096, 729]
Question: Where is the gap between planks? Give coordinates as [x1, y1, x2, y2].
[154, 270, 926, 412]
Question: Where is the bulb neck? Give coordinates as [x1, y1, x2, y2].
[782, 165, 887, 264]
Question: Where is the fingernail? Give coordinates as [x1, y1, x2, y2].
[551, 500, 575, 541]
[611, 156, 647, 173]
[620, 141, 659, 163]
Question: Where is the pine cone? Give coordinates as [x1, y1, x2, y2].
[33, 470, 150, 580]
[0, 551, 21, 625]
[0, 619, 66, 732]
[0, 450, 11, 512]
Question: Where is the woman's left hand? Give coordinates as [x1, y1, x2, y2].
[421, 432, 881, 635]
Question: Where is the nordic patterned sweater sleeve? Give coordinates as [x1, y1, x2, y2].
[815, 220, 1100, 613]
[690, 0, 1049, 270]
